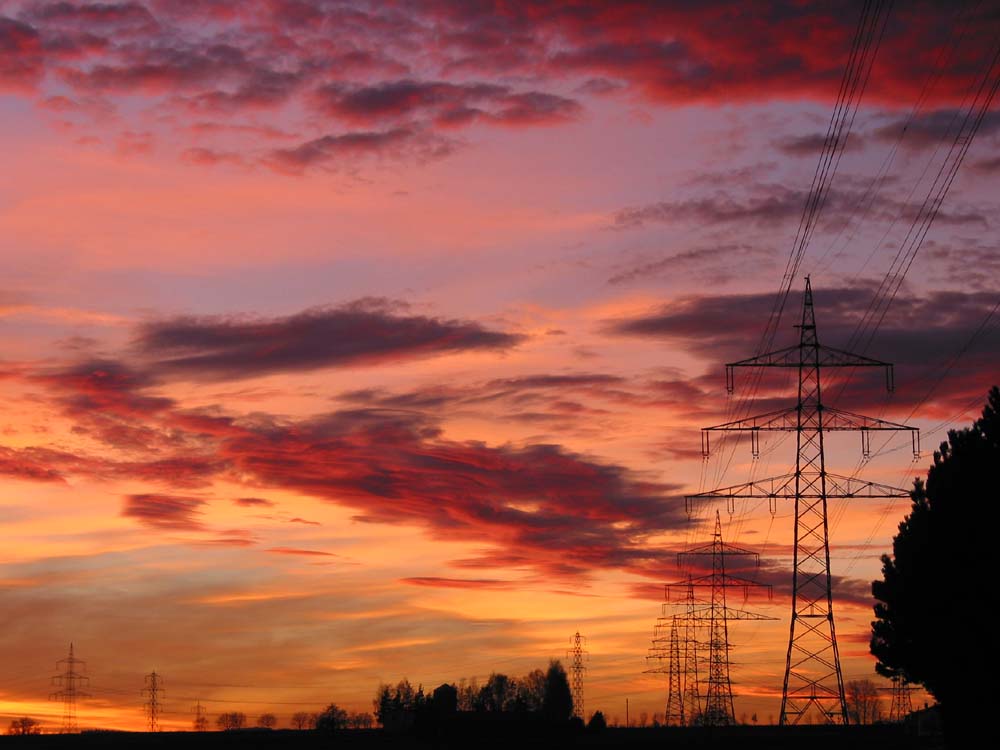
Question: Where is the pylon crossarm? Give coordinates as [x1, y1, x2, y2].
[678, 542, 761, 562]
[685, 473, 796, 512]
[671, 574, 774, 603]
[726, 345, 895, 393]
[823, 473, 910, 497]
[683, 607, 777, 622]
[727, 344, 892, 371]
[685, 472, 910, 511]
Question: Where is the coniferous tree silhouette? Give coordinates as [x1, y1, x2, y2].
[871, 386, 999, 738]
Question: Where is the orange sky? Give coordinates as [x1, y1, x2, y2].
[1, 0, 995, 731]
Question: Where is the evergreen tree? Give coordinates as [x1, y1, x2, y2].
[871, 386, 998, 736]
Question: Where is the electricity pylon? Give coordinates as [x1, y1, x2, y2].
[647, 577, 705, 726]
[888, 676, 915, 722]
[567, 632, 588, 720]
[688, 277, 919, 725]
[193, 701, 209, 731]
[49, 643, 90, 733]
[646, 614, 685, 725]
[141, 671, 164, 732]
[674, 512, 775, 726]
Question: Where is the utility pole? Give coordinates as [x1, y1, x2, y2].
[49, 643, 90, 733]
[689, 277, 919, 725]
[141, 671, 164, 732]
[566, 632, 588, 720]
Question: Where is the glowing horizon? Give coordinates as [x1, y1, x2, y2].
[0, 0, 994, 732]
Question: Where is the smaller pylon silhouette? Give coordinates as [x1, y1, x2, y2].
[567, 632, 588, 720]
[888, 676, 915, 723]
[193, 701, 209, 732]
[646, 615, 685, 725]
[679, 577, 703, 725]
[49, 643, 90, 733]
[676, 512, 775, 726]
[647, 575, 705, 726]
[142, 671, 164, 732]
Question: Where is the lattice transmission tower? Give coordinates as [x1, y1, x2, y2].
[49, 643, 90, 733]
[646, 575, 706, 726]
[567, 632, 588, 720]
[193, 701, 209, 731]
[887, 676, 915, 722]
[142, 671, 164, 732]
[677, 577, 703, 724]
[645, 614, 685, 725]
[675, 511, 774, 726]
[688, 277, 919, 725]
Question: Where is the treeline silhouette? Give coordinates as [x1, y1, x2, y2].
[372, 659, 578, 738]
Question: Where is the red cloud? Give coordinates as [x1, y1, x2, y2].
[0, 17, 44, 90]
[400, 577, 515, 589]
[312, 79, 580, 128]
[134, 299, 523, 379]
[10, 355, 688, 579]
[266, 547, 335, 556]
[5, 2, 993, 170]
[122, 493, 205, 530]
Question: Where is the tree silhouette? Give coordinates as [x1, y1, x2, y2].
[515, 668, 546, 712]
[7, 718, 40, 735]
[871, 386, 999, 736]
[587, 711, 607, 732]
[477, 673, 516, 712]
[347, 711, 374, 729]
[215, 712, 246, 730]
[256, 713, 277, 729]
[845, 679, 881, 725]
[315, 703, 348, 734]
[542, 659, 573, 722]
[290, 712, 312, 730]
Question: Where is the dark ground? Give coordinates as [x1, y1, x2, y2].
[0, 725, 949, 750]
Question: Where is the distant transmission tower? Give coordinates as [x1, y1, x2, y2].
[567, 632, 588, 720]
[689, 277, 919, 725]
[676, 511, 774, 726]
[679, 577, 702, 725]
[645, 615, 685, 725]
[141, 671, 164, 732]
[193, 701, 209, 732]
[888, 676, 915, 722]
[49, 643, 90, 733]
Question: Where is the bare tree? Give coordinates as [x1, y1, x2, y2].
[846, 679, 882, 725]
[256, 713, 277, 729]
[7, 718, 40, 735]
[216, 712, 246, 730]
[347, 712, 374, 729]
[291, 712, 312, 730]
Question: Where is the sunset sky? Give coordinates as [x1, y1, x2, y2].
[1, 0, 998, 731]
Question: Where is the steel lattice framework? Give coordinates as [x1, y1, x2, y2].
[675, 512, 775, 726]
[678, 579, 702, 725]
[646, 616, 685, 725]
[888, 676, 916, 723]
[567, 632, 588, 720]
[688, 278, 918, 725]
[645, 577, 704, 726]
[142, 671, 164, 732]
[49, 643, 90, 733]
